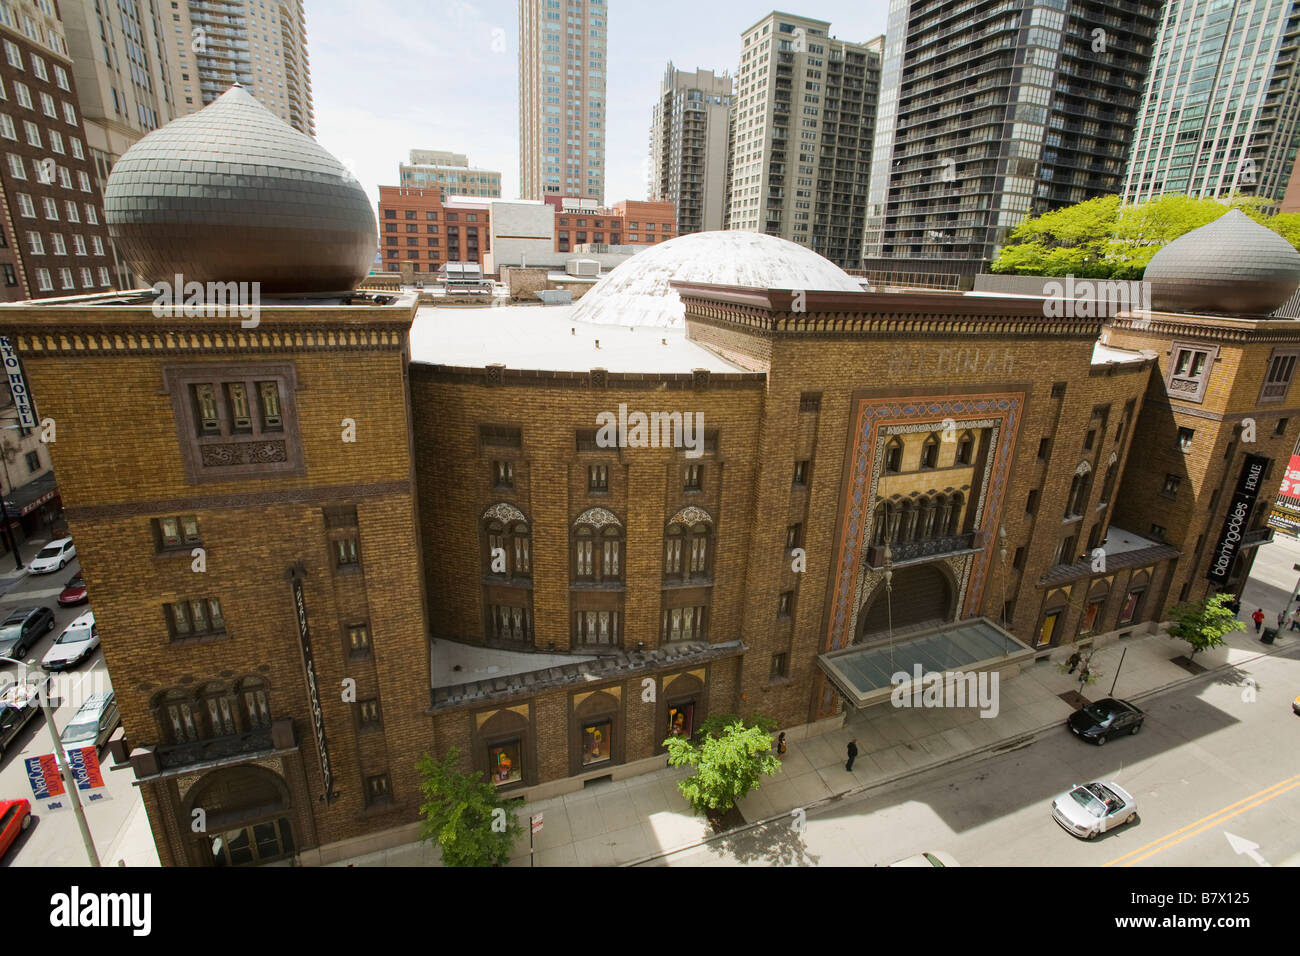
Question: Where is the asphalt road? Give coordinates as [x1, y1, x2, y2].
[655, 642, 1300, 867]
[0, 549, 146, 866]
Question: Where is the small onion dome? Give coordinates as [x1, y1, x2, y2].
[105, 85, 376, 295]
[1143, 208, 1300, 316]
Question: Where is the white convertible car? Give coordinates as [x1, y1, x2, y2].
[1051, 780, 1137, 839]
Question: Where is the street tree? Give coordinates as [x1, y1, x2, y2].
[665, 713, 782, 821]
[1167, 592, 1245, 659]
[417, 747, 522, 867]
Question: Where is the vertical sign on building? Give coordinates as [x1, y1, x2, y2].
[289, 565, 333, 800]
[0, 337, 37, 428]
[1207, 454, 1270, 585]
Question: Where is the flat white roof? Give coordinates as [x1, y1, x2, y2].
[409, 303, 746, 373]
[1102, 526, 1161, 556]
[1092, 340, 1149, 365]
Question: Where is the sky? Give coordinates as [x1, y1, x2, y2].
[309, 0, 890, 211]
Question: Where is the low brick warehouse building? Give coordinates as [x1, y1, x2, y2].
[3, 94, 1300, 864]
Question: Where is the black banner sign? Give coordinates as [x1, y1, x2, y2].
[1207, 454, 1270, 585]
[291, 569, 333, 800]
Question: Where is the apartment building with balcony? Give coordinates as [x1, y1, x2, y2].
[727, 11, 881, 270]
[649, 64, 733, 235]
[862, 0, 1161, 285]
[1123, 0, 1300, 204]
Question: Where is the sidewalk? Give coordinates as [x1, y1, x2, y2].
[335, 613, 1296, 868]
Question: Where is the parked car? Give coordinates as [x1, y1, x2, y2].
[0, 799, 31, 859]
[1292, 693, 1300, 716]
[0, 679, 42, 762]
[41, 612, 98, 671]
[57, 574, 87, 607]
[60, 689, 119, 757]
[1066, 697, 1145, 745]
[0, 606, 55, 658]
[886, 850, 960, 867]
[27, 537, 76, 575]
[1052, 780, 1138, 839]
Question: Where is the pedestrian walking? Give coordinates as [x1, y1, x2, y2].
[1290, 609, 1300, 632]
[776, 732, 787, 757]
[845, 738, 858, 772]
[1065, 651, 1081, 674]
[1252, 608, 1266, 633]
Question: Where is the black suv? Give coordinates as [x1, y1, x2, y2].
[0, 607, 55, 659]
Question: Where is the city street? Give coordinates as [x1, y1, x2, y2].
[0, 542, 156, 867]
[653, 641, 1300, 867]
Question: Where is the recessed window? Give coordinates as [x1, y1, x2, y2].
[334, 535, 359, 568]
[785, 523, 802, 549]
[1168, 343, 1214, 403]
[493, 460, 514, 488]
[480, 424, 522, 449]
[778, 591, 792, 617]
[956, 432, 974, 465]
[1260, 349, 1300, 403]
[1026, 489, 1039, 515]
[770, 652, 788, 679]
[155, 515, 201, 551]
[884, 437, 903, 473]
[588, 463, 607, 491]
[793, 460, 809, 485]
[348, 623, 371, 656]
[166, 597, 225, 640]
[799, 392, 821, 412]
[1274, 418, 1288, 437]
[1050, 382, 1066, 400]
[1013, 546, 1025, 570]
[1084, 429, 1096, 451]
[1162, 474, 1180, 498]
[920, 433, 939, 469]
[1177, 427, 1194, 450]
[488, 739, 522, 787]
[1037, 437, 1049, 460]
[358, 699, 381, 728]
[365, 773, 392, 806]
[1149, 524, 1166, 540]
[684, 463, 702, 490]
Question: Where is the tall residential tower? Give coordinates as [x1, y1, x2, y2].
[649, 64, 733, 235]
[862, 0, 1161, 284]
[518, 0, 607, 202]
[1123, 0, 1300, 204]
[727, 12, 881, 270]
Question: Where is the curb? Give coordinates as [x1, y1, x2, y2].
[621, 637, 1300, 867]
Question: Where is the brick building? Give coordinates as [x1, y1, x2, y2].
[376, 186, 491, 276]
[549, 196, 675, 253]
[0, 16, 116, 301]
[2, 102, 1298, 867]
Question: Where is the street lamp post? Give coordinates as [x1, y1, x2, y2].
[0, 658, 100, 866]
[883, 542, 895, 675]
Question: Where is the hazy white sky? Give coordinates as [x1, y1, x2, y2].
[310, 0, 889, 210]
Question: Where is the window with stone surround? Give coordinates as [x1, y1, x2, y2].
[1260, 348, 1300, 404]
[165, 597, 226, 641]
[165, 363, 302, 483]
[153, 515, 201, 552]
[1167, 343, 1216, 403]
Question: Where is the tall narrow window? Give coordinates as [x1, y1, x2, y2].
[258, 382, 282, 430]
[226, 383, 252, 432]
[192, 384, 220, 434]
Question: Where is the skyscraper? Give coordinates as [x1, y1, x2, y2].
[650, 64, 733, 235]
[726, 12, 881, 269]
[862, 0, 1161, 284]
[1123, 0, 1300, 204]
[167, 0, 314, 135]
[518, 0, 607, 202]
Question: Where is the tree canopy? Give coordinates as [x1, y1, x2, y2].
[990, 194, 1298, 279]
[664, 713, 782, 816]
[1167, 592, 1246, 658]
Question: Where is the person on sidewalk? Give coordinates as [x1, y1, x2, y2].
[775, 732, 787, 757]
[1289, 609, 1300, 632]
[845, 738, 858, 772]
[1065, 651, 1081, 674]
[1252, 608, 1266, 633]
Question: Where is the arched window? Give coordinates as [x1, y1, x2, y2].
[956, 430, 975, 466]
[237, 677, 271, 730]
[900, 499, 918, 542]
[920, 433, 939, 469]
[199, 682, 239, 738]
[665, 506, 714, 581]
[873, 501, 890, 546]
[482, 504, 530, 578]
[573, 508, 624, 583]
[1100, 453, 1118, 505]
[1067, 462, 1092, 517]
[947, 492, 964, 536]
[936, 494, 953, 537]
[158, 690, 199, 745]
[920, 496, 938, 539]
[885, 436, 903, 473]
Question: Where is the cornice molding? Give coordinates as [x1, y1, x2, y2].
[0, 325, 408, 357]
[64, 479, 413, 521]
[1108, 313, 1300, 344]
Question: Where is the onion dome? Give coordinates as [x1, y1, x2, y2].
[1143, 209, 1300, 315]
[104, 85, 376, 295]
[571, 230, 864, 327]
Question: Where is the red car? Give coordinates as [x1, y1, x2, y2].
[0, 799, 31, 859]
[57, 575, 87, 607]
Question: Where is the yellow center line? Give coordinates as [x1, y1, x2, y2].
[1104, 774, 1300, 867]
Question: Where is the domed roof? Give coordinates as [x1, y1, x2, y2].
[1143, 208, 1300, 315]
[571, 230, 863, 327]
[105, 85, 376, 294]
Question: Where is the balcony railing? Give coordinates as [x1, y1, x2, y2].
[864, 530, 985, 568]
[155, 727, 275, 770]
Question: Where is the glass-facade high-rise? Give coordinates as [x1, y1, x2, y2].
[1123, 0, 1300, 204]
[862, 0, 1161, 284]
[519, 0, 607, 201]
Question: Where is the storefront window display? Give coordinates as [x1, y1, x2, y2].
[582, 720, 611, 766]
[667, 702, 694, 739]
[489, 739, 522, 786]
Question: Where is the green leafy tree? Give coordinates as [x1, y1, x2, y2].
[991, 193, 1300, 277]
[665, 713, 781, 817]
[417, 747, 523, 867]
[1167, 592, 1245, 658]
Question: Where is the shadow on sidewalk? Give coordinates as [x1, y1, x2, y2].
[699, 814, 822, 867]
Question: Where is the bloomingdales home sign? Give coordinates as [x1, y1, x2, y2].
[1207, 454, 1270, 585]
[291, 571, 334, 799]
[0, 337, 37, 428]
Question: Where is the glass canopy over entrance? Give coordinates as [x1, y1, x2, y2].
[817, 617, 1035, 709]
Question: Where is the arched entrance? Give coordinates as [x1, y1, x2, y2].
[857, 564, 955, 641]
[185, 765, 296, 867]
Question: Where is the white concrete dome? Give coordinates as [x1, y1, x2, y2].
[571, 230, 863, 328]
